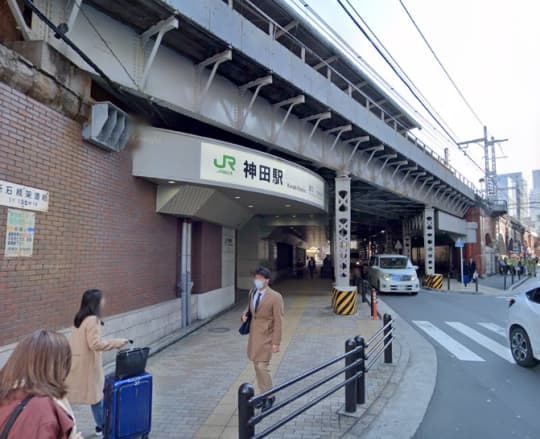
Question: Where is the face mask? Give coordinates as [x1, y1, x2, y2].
[254, 279, 265, 290]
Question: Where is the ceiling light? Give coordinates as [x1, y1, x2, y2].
[292, 215, 297, 218]
[234, 196, 241, 199]
[248, 205, 254, 208]
[168, 180, 175, 184]
[275, 215, 280, 218]
[285, 204, 291, 208]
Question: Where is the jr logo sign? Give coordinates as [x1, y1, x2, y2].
[213, 154, 236, 175]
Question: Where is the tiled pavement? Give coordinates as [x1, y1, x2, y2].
[73, 279, 396, 438]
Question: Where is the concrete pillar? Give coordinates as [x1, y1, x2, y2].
[424, 207, 436, 275]
[335, 175, 352, 287]
[180, 219, 192, 328]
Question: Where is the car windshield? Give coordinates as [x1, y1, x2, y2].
[379, 257, 408, 269]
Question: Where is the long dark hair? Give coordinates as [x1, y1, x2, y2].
[74, 289, 103, 328]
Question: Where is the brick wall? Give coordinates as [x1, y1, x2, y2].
[0, 81, 178, 345]
[191, 221, 222, 294]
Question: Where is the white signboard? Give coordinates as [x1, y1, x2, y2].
[0, 180, 49, 212]
[200, 142, 325, 209]
[5, 209, 35, 257]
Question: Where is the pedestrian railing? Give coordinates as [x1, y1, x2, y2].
[238, 314, 395, 439]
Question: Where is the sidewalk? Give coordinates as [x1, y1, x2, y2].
[72, 279, 399, 439]
[434, 273, 536, 296]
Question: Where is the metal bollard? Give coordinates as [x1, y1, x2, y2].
[383, 314, 393, 364]
[238, 383, 255, 439]
[475, 278, 478, 293]
[354, 336, 366, 405]
[447, 273, 451, 290]
[371, 289, 378, 320]
[511, 271, 514, 285]
[344, 338, 357, 413]
[504, 273, 507, 290]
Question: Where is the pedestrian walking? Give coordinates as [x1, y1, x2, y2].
[241, 267, 284, 412]
[308, 257, 316, 279]
[65, 289, 129, 437]
[0, 330, 83, 439]
[469, 258, 477, 278]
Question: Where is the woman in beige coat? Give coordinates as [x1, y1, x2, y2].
[65, 289, 128, 437]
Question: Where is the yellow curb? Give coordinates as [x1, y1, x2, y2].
[194, 295, 308, 437]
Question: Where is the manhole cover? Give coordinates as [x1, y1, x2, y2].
[208, 327, 230, 334]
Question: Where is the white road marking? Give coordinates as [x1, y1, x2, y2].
[446, 322, 514, 363]
[478, 322, 507, 338]
[413, 321, 485, 362]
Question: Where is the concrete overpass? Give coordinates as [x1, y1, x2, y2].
[9, 0, 485, 283]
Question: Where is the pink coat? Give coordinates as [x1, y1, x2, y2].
[65, 316, 125, 404]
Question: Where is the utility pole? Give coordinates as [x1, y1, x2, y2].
[458, 126, 508, 201]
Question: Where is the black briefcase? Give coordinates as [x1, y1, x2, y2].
[115, 347, 150, 380]
[238, 310, 252, 335]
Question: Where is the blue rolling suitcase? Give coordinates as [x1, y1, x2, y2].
[104, 373, 153, 439]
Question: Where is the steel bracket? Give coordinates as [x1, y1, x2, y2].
[327, 124, 352, 153]
[7, 0, 36, 40]
[300, 111, 331, 153]
[272, 95, 305, 142]
[364, 145, 385, 167]
[196, 49, 233, 111]
[390, 160, 408, 178]
[238, 75, 272, 129]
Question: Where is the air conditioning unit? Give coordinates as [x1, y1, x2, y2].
[82, 102, 132, 152]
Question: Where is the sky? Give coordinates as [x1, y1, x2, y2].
[287, 0, 540, 190]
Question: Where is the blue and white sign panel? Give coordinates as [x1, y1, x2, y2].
[455, 239, 465, 248]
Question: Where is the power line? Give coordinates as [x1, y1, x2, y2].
[292, 0, 461, 153]
[397, 0, 484, 127]
[77, 6, 140, 90]
[336, 0, 485, 174]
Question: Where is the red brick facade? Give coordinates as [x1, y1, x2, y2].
[0, 82, 178, 345]
[191, 221, 222, 294]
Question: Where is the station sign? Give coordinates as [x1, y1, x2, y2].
[200, 141, 325, 210]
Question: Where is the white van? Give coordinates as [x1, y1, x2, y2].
[368, 254, 419, 294]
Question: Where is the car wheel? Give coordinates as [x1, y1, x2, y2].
[510, 326, 539, 368]
[410, 291, 418, 296]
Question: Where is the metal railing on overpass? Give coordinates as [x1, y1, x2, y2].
[230, 0, 481, 197]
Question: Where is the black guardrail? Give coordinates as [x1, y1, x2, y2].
[238, 313, 395, 439]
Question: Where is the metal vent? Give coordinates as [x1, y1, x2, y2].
[82, 102, 131, 152]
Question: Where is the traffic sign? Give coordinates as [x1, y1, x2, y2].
[394, 240, 403, 250]
[455, 239, 464, 248]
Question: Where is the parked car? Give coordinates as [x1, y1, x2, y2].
[368, 254, 419, 294]
[507, 280, 540, 367]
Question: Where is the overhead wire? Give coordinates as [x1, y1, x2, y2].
[291, 0, 463, 156]
[336, 0, 485, 174]
[397, 0, 484, 128]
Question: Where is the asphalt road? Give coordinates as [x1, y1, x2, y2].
[383, 289, 540, 439]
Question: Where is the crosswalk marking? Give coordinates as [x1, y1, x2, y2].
[446, 322, 514, 363]
[413, 321, 485, 362]
[477, 322, 507, 338]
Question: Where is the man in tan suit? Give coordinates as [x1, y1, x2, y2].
[241, 267, 284, 412]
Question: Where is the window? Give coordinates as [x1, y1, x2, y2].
[379, 257, 408, 269]
[526, 288, 540, 304]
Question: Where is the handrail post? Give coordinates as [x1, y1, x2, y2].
[344, 338, 357, 413]
[238, 383, 255, 439]
[354, 336, 366, 405]
[383, 314, 393, 364]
